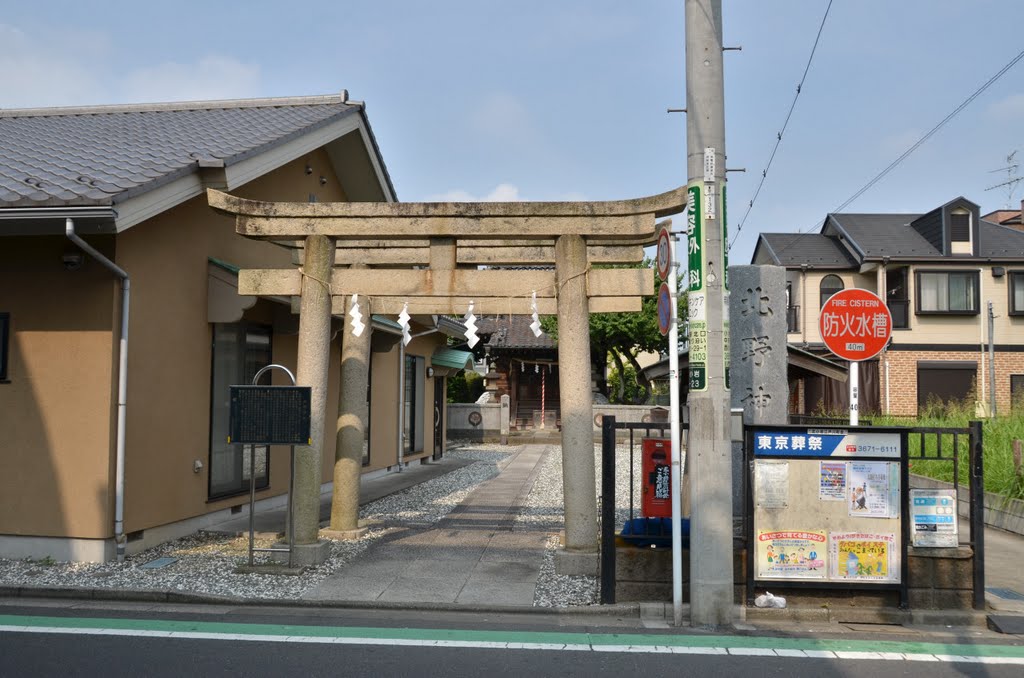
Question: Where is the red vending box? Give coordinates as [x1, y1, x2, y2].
[641, 437, 672, 518]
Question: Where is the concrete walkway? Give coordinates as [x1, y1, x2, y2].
[301, 445, 553, 606]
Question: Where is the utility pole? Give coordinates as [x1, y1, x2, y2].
[685, 0, 734, 626]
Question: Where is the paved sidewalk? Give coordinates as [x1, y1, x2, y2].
[301, 445, 553, 606]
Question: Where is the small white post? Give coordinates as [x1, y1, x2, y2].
[668, 234, 684, 627]
[849, 361, 859, 426]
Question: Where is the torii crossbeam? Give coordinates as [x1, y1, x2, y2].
[209, 186, 688, 572]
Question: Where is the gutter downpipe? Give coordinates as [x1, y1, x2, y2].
[978, 268, 986, 414]
[66, 218, 130, 562]
[988, 301, 996, 417]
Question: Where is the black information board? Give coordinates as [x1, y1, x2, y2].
[229, 386, 311, 445]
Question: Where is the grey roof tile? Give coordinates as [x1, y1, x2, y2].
[757, 233, 857, 267]
[827, 213, 939, 257]
[477, 316, 555, 350]
[0, 94, 362, 208]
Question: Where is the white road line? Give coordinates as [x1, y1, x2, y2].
[2, 625, 1023, 665]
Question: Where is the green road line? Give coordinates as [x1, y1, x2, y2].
[1, 614, 1022, 658]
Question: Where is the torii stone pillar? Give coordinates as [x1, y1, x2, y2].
[554, 234, 599, 575]
[323, 266, 371, 540]
[289, 234, 335, 565]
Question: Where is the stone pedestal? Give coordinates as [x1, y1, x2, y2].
[271, 539, 332, 567]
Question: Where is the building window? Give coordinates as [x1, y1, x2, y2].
[403, 354, 425, 455]
[950, 212, 970, 242]
[819, 275, 844, 308]
[208, 323, 273, 500]
[786, 282, 799, 332]
[1012, 374, 1024, 411]
[885, 267, 910, 329]
[917, 360, 977, 412]
[915, 270, 979, 314]
[1010, 271, 1024, 316]
[0, 312, 9, 382]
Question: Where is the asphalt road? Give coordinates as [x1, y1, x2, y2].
[1, 602, 1021, 677]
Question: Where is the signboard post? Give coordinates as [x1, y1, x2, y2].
[228, 365, 311, 569]
[819, 289, 892, 425]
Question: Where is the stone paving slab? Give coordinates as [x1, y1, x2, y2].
[301, 445, 554, 606]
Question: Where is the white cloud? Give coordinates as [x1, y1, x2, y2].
[116, 56, 261, 103]
[987, 93, 1024, 121]
[0, 24, 107, 107]
[0, 23, 260, 109]
[427, 183, 523, 202]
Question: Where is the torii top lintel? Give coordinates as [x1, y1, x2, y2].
[207, 186, 687, 242]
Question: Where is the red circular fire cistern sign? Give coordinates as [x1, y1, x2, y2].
[819, 288, 892, 361]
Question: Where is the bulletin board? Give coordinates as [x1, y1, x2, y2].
[745, 424, 909, 598]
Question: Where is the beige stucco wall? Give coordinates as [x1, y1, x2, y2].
[0, 236, 118, 538]
[0, 149, 357, 541]
[788, 266, 1022, 347]
[116, 151, 349, 533]
[365, 332, 443, 472]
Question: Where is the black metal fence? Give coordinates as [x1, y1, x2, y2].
[599, 416, 680, 604]
[600, 415, 986, 610]
[906, 420, 985, 609]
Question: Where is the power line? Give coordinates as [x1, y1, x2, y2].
[773, 44, 1024, 257]
[727, 0, 833, 252]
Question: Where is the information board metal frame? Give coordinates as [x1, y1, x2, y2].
[227, 365, 309, 569]
[745, 423, 911, 608]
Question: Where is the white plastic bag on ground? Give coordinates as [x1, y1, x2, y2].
[753, 591, 787, 608]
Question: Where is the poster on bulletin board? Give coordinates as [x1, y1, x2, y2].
[756, 530, 827, 579]
[829, 532, 897, 582]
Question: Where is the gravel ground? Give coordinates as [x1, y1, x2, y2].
[524, 443, 642, 607]
[0, 443, 514, 601]
[0, 441, 644, 607]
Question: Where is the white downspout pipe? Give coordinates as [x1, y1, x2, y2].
[66, 218, 130, 562]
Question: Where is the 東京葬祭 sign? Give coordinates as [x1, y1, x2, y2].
[819, 288, 892, 362]
[753, 428, 901, 458]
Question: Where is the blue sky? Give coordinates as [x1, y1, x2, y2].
[3, 1, 1023, 262]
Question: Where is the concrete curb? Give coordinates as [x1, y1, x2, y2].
[0, 584, 640, 618]
[744, 604, 991, 628]
[5, 584, 1007, 631]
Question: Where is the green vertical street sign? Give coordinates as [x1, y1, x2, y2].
[687, 182, 707, 392]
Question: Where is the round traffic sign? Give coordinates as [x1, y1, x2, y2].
[656, 226, 672, 281]
[819, 288, 892, 361]
[657, 282, 673, 336]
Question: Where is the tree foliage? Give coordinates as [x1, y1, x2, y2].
[447, 370, 484, 403]
[541, 260, 686, 404]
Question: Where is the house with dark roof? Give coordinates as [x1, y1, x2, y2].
[753, 196, 1024, 416]
[0, 93, 470, 562]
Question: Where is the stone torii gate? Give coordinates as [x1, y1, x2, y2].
[209, 187, 687, 572]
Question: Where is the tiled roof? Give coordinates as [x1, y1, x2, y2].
[980, 220, 1024, 257]
[827, 213, 938, 257]
[756, 233, 857, 267]
[0, 94, 361, 208]
[477, 315, 555, 350]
